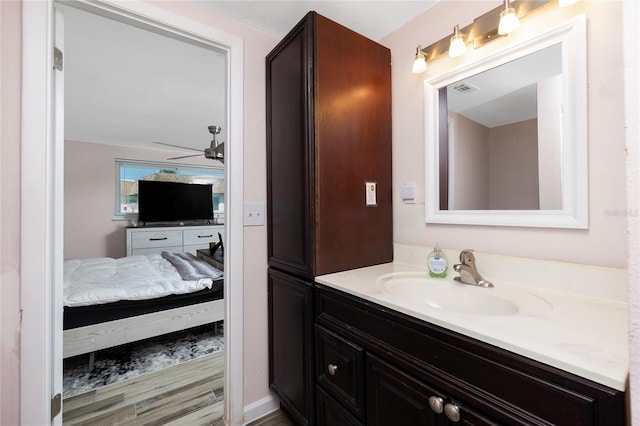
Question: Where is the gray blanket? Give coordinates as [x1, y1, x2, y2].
[161, 251, 223, 281]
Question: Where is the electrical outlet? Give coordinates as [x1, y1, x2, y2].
[244, 203, 265, 226]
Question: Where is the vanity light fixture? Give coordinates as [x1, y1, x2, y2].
[412, 45, 427, 73]
[414, 1, 552, 70]
[448, 25, 466, 58]
[498, 0, 520, 35]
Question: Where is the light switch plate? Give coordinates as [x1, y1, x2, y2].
[366, 182, 377, 206]
[244, 203, 265, 226]
[402, 182, 416, 204]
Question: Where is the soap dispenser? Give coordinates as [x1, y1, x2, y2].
[428, 243, 448, 278]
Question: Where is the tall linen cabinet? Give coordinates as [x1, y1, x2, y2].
[266, 12, 393, 425]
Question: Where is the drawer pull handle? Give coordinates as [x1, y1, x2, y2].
[327, 364, 339, 376]
[428, 396, 444, 414]
[198, 234, 214, 238]
[444, 403, 461, 423]
[149, 237, 168, 241]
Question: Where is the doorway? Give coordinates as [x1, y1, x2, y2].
[20, 1, 244, 424]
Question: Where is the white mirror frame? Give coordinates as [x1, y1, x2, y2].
[424, 14, 587, 228]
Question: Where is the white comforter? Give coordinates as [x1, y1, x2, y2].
[63, 254, 215, 307]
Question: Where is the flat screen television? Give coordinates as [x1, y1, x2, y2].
[138, 180, 214, 223]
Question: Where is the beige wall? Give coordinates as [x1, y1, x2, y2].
[382, 1, 627, 268]
[488, 118, 539, 210]
[1, 2, 22, 424]
[450, 111, 490, 210]
[64, 140, 220, 259]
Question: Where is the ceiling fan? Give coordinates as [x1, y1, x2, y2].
[154, 125, 225, 163]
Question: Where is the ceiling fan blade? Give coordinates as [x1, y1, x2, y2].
[154, 141, 202, 152]
[167, 153, 203, 160]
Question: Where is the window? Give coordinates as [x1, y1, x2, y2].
[115, 159, 224, 222]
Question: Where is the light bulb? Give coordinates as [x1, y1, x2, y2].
[448, 26, 466, 58]
[412, 46, 427, 73]
[498, 6, 520, 35]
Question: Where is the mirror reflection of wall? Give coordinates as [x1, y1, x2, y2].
[443, 43, 563, 211]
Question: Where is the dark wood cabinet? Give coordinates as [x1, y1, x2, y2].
[366, 354, 448, 426]
[266, 11, 392, 425]
[268, 268, 315, 425]
[316, 386, 364, 426]
[266, 11, 392, 281]
[315, 284, 626, 426]
[366, 354, 496, 426]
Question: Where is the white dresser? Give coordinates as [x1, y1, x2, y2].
[126, 225, 224, 256]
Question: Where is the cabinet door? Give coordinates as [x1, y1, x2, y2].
[268, 268, 315, 425]
[366, 354, 447, 426]
[316, 386, 363, 426]
[266, 14, 314, 279]
[366, 354, 498, 426]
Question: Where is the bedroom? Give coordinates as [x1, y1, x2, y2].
[59, 2, 229, 421]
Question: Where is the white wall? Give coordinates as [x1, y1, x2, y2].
[537, 74, 563, 209]
[382, 1, 628, 268]
[623, 0, 640, 423]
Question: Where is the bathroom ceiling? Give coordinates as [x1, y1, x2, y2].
[62, 2, 438, 154]
[190, 1, 439, 40]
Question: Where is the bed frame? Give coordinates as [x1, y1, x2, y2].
[63, 298, 224, 358]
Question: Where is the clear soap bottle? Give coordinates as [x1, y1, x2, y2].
[427, 243, 448, 278]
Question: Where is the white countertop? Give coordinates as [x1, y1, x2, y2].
[315, 252, 629, 391]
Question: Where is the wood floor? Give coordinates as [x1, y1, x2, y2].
[62, 351, 224, 426]
[247, 410, 296, 426]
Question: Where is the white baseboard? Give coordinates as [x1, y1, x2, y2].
[242, 394, 280, 425]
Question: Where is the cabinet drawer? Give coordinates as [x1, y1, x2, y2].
[316, 325, 365, 420]
[184, 228, 220, 246]
[130, 230, 182, 249]
[132, 246, 182, 256]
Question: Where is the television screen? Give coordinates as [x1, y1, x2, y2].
[138, 180, 214, 223]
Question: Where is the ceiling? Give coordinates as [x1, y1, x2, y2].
[62, 1, 437, 154]
[190, 1, 438, 40]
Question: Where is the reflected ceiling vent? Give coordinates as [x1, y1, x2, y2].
[451, 81, 479, 94]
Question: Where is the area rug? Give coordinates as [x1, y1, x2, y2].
[63, 323, 224, 398]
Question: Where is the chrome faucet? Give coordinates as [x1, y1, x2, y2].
[453, 249, 493, 288]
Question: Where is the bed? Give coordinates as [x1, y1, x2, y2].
[63, 252, 224, 359]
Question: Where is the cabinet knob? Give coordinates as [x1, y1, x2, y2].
[444, 403, 461, 423]
[327, 364, 339, 376]
[428, 396, 444, 414]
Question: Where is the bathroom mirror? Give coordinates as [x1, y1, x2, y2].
[424, 15, 587, 228]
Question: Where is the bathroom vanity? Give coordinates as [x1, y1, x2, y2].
[313, 250, 628, 425]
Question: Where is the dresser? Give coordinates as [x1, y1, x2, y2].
[126, 225, 223, 256]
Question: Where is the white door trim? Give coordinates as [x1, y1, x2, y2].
[21, 1, 245, 424]
[20, 2, 56, 424]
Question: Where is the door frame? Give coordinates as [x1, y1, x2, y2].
[20, 1, 244, 424]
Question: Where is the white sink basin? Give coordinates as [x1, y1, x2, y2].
[377, 272, 551, 316]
